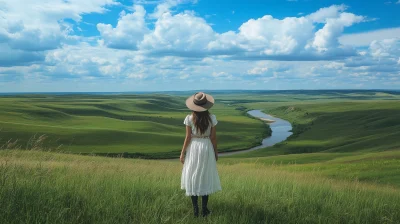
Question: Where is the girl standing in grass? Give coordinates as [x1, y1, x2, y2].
[180, 92, 222, 218]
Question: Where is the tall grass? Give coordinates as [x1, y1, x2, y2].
[0, 134, 62, 153]
[1, 150, 399, 224]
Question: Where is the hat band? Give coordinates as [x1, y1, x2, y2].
[193, 98, 207, 106]
[193, 93, 207, 106]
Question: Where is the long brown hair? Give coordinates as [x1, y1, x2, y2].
[192, 110, 212, 134]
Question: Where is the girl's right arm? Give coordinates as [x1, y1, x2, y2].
[210, 126, 218, 161]
[180, 126, 192, 164]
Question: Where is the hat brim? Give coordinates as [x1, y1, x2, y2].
[185, 94, 215, 112]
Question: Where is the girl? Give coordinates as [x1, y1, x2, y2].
[180, 92, 222, 218]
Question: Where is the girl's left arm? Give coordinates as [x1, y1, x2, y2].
[180, 126, 192, 164]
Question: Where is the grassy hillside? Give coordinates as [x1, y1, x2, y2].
[1, 91, 399, 158]
[0, 94, 269, 158]
[1, 150, 399, 224]
[219, 93, 400, 187]
[208, 90, 400, 103]
[232, 100, 400, 157]
[1, 91, 400, 223]
[221, 150, 400, 187]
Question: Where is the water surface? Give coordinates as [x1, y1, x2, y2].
[219, 110, 292, 156]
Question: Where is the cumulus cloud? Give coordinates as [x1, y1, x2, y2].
[218, 5, 364, 60]
[41, 43, 209, 81]
[369, 38, 400, 58]
[95, 3, 366, 61]
[0, 0, 118, 65]
[307, 4, 347, 23]
[2, 1, 400, 90]
[236, 15, 314, 55]
[310, 12, 364, 53]
[97, 5, 148, 49]
[0, 44, 45, 67]
[342, 38, 400, 74]
[149, 0, 178, 18]
[1, 0, 118, 49]
[45, 43, 134, 78]
[140, 10, 215, 55]
[148, 0, 198, 18]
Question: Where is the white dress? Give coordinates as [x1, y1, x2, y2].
[181, 114, 222, 196]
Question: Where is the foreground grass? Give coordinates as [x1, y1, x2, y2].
[1, 150, 399, 224]
[221, 150, 400, 187]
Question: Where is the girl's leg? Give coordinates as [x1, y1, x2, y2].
[191, 196, 199, 217]
[201, 195, 210, 217]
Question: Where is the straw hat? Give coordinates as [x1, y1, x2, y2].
[185, 92, 215, 112]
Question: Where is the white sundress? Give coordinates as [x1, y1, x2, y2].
[181, 114, 222, 196]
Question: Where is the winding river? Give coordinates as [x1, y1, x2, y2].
[219, 110, 293, 157]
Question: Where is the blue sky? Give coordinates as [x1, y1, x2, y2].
[0, 0, 400, 92]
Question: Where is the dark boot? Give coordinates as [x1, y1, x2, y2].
[191, 196, 199, 217]
[202, 195, 211, 217]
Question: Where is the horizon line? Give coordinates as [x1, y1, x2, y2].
[1, 88, 400, 95]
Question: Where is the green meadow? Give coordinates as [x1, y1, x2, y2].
[222, 91, 400, 187]
[1, 150, 399, 224]
[230, 96, 400, 156]
[1, 90, 400, 223]
[0, 94, 268, 158]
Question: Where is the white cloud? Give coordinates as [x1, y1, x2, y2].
[339, 27, 400, 47]
[247, 67, 268, 75]
[207, 31, 242, 54]
[0, 0, 118, 65]
[369, 38, 400, 58]
[310, 12, 364, 52]
[97, 5, 148, 49]
[342, 38, 400, 74]
[0, 0, 118, 47]
[92, 4, 367, 60]
[237, 15, 315, 55]
[3, 41, 399, 90]
[307, 4, 347, 23]
[45, 43, 134, 78]
[208, 5, 364, 60]
[140, 11, 215, 54]
[0, 44, 45, 67]
[149, 0, 178, 19]
[2, 1, 400, 90]
[148, 0, 198, 19]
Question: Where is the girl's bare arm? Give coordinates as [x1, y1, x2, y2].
[180, 126, 192, 164]
[210, 126, 218, 161]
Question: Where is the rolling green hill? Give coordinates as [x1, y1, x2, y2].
[234, 100, 400, 157]
[0, 94, 269, 158]
[1, 90, 400, 223]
